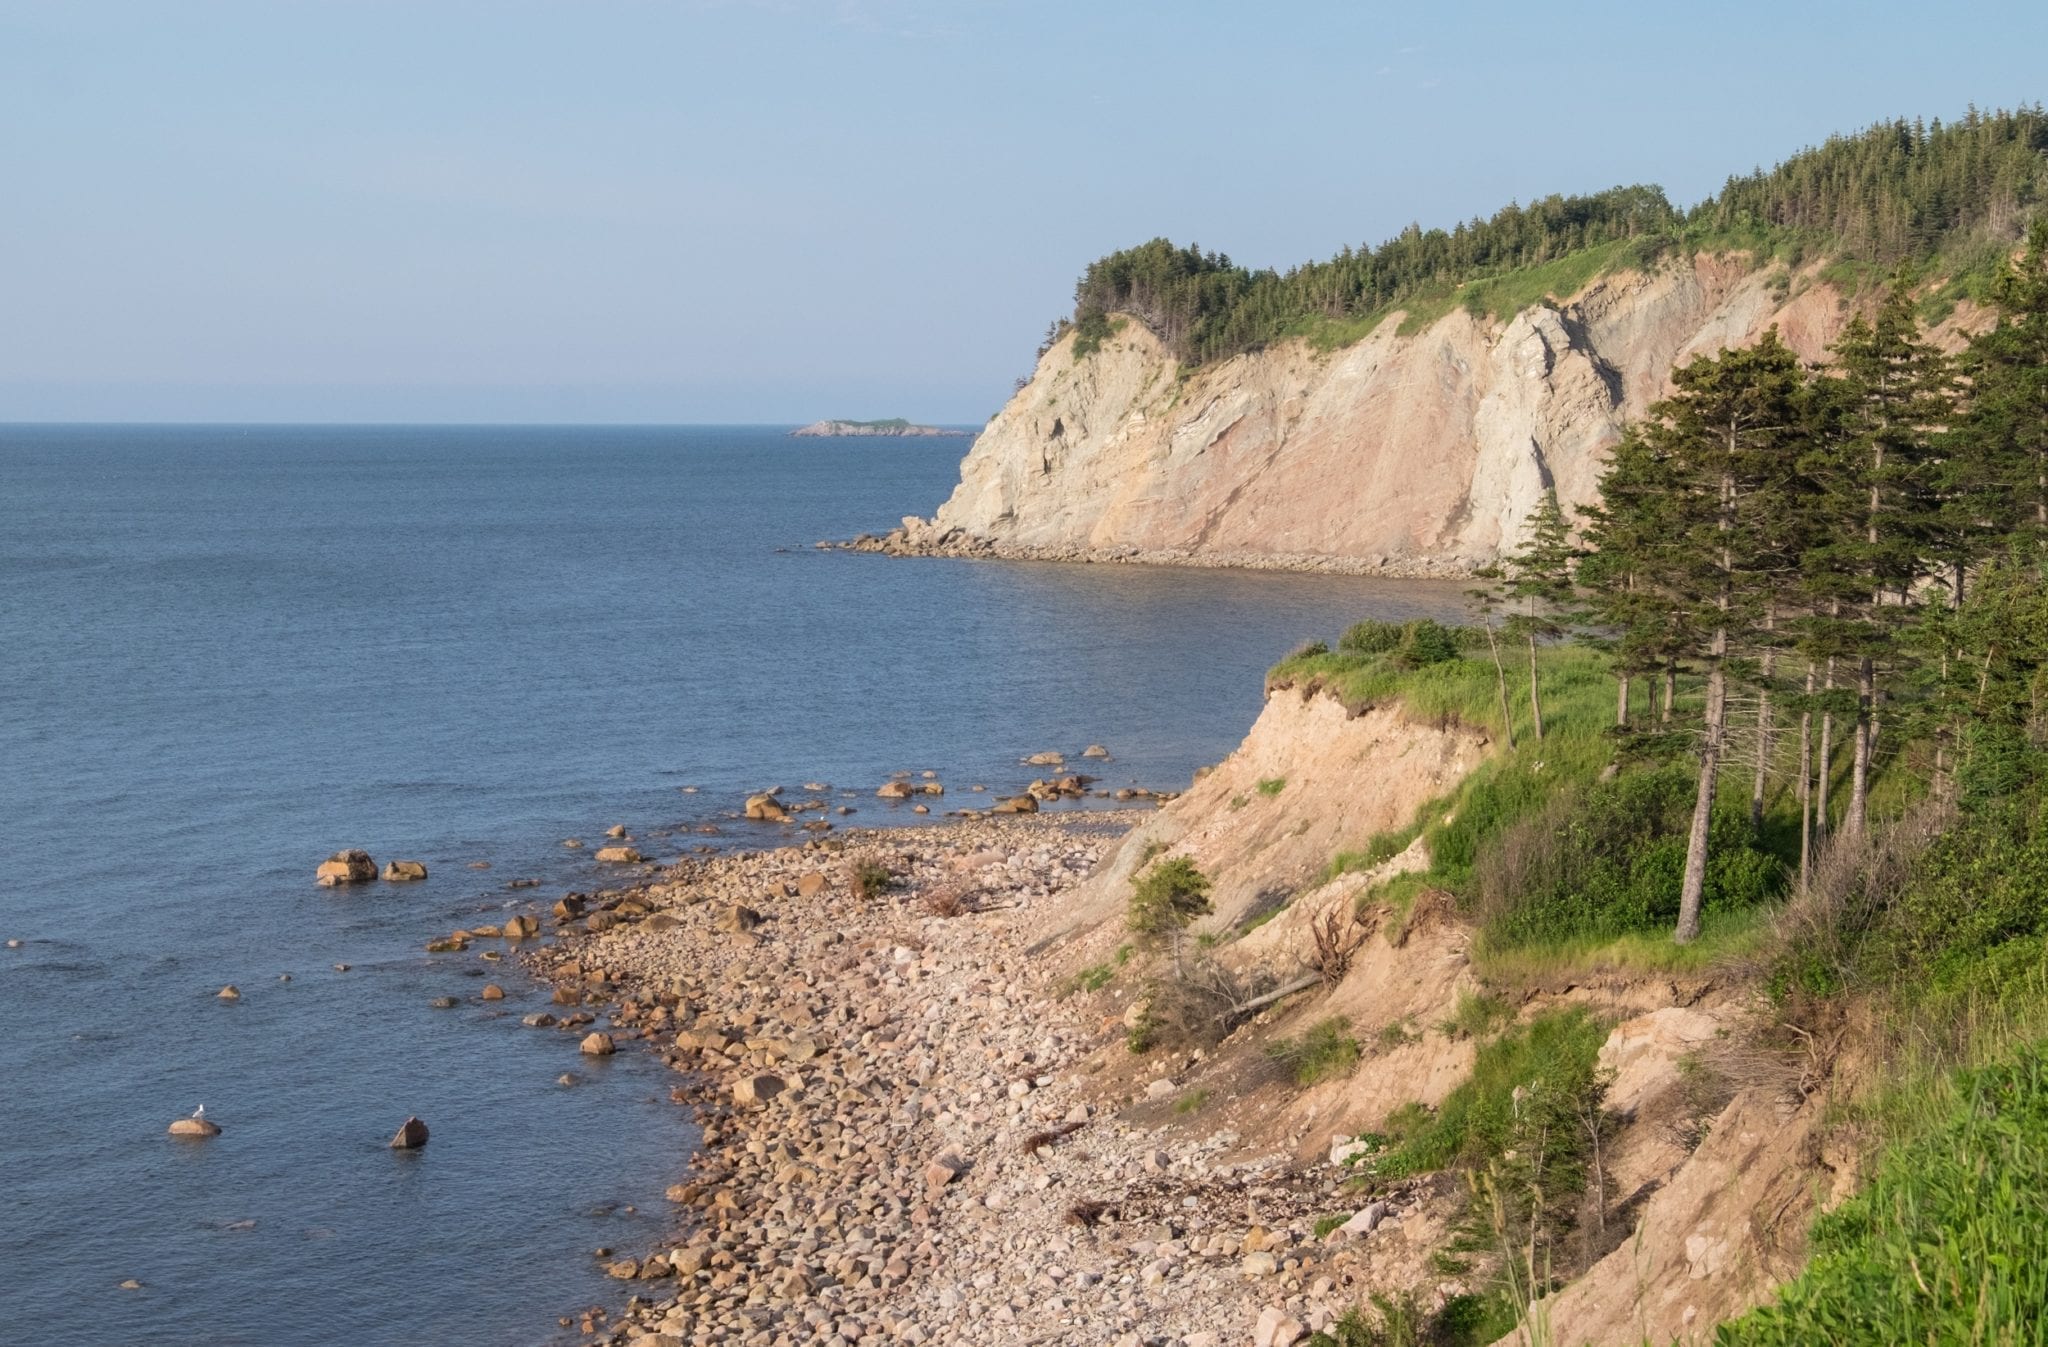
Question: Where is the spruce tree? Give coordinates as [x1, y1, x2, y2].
[1499, 489, 1578, 743]
[1630, 331, 1808, 943]
[1809, 277, 1951, 837]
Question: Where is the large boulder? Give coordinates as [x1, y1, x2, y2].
[876, 781, 914, 800]
[168, 1117, 221, 1138]
[389, 1116, 429, 1149]
[733, 1073, 786, 1107]
[593, 846, 642, 864]
[502, 914, 539, 940]
[745, 792, 790, 823]
[381, 859, 428, 882]
[580, 1032, 617, 1056]
[316, 850, 377, 886]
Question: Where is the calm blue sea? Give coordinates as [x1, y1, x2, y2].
[0, 424, 1468, 1346]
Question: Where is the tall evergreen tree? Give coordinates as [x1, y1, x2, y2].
[1807, 278, 1953, 836]
[1498, 490, 1579, 743]
[1621, 331, 1808, 943]
[1953, 219, 2048, 556]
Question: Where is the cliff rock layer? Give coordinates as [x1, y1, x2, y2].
[887, 255, 1981, 573]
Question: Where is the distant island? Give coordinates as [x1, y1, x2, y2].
[789, 418, 968, 438]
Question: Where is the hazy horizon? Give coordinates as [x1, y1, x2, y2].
[4, 0, 2045, 424]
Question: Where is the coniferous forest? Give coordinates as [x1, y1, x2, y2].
[1062, 107, 2047, 367]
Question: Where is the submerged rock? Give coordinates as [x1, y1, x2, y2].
[594, 846, 643, 864]
[381, 859, 428, 882]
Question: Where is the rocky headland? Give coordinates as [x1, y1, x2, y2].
[873, 255, 1987, 575]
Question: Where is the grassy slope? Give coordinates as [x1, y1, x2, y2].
[1268, 631, 2048, 1342]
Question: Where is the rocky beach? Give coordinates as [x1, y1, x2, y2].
[510, 808, 1444, 1347]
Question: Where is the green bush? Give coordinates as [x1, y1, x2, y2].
[1127, 857, 1215, 936]
[851, 859, 893, 901]
[1338, 619, 1405, 654]
[1475, 766, 1784, 949]
[1717, 1044, 2048, 1346]
[1336, 618, 1465, 669]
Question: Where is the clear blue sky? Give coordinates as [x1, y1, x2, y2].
[2, 1, 2042, 424]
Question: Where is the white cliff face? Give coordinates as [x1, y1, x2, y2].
[897, 255, 1984, 572]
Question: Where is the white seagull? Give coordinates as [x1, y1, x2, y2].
[192, 1104, 206, 1119]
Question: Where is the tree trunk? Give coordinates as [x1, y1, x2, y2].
[1483, 619, 1515, 750]
[1817, 655, 1836, 837]
[1662, 663, 1677, 724]
[1847, 656, 1874, 837]
[1751, 607, 1776, 835]
[1677, 630, 1726, 945]
[1526, 632, 1545, 743]
[1616, 673, 1631, 729]
[1798, 662, 1815, 892]
[1679, 467, 1736, 946]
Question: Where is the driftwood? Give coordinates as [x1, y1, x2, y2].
[1224, 972, 1321, 1019]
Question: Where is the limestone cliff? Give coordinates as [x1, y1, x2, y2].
[882, 255, 1985, 574]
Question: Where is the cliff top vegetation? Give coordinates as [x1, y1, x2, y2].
[1063, 106, 2048, 367]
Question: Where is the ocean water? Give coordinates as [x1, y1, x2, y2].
[0, 424, 1469, 1346]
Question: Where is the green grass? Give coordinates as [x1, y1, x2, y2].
[1376, 1007, 1610, 1179]
[1071, 962, 1117, 993]
[1269, 1016, 1363, 1086]
[1718, 1042, 2048, 1346]
[1438, 989, 1513, 1041]
[1256, 776, 1287, 797]
[1475, 905, 1771, 985]
[1312, 1212, 1354, 1240]
[1174, 1087, 1211, 1116]
[1456, 237, 1642, 323]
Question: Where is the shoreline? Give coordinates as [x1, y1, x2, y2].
[518, 809, 1382, 1346]
[842, 530, 1481, 580]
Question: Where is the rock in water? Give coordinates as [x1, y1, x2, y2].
[593, 846, 642, 864]
[1082, 743, 1111, 758]
[168, 1117, 222, 1138]
[876, 781, 914, 800]
[389, 1117, 429, 1149]
[580, 1032, 616, 1056]
[605, 824, 628, 839]
[381, 859, 428, 882]
[216, 985, 240, 1000]
[316, 849, 377, 886]
[744, 793, 790, 823]
[503, 914, 539, 940]
[479, 983, 505, 1001]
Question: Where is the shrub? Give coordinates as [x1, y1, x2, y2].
[1268, 1016, 1362, 1085]
[1338, 619, 1404, 654]
[1256, 776, 1287, 797]
[850, 859, 893, 901]
[1128, 857, 1214, 936]
[1390, 619, 1463, 669]
[1473, 766, 1784, 950]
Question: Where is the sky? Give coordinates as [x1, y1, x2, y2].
[1, 1, 2043, 424]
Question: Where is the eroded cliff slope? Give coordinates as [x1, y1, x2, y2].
[883, 255, 1981, 573]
